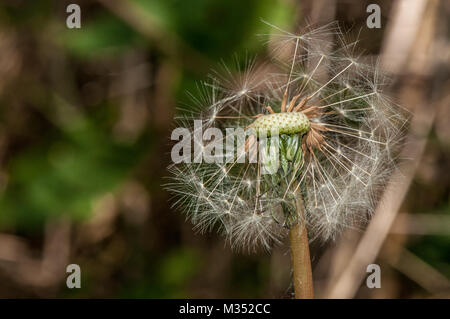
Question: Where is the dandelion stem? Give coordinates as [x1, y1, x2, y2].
[289, 192, 314, 299]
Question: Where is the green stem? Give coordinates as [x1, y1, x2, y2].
[289, 193, 314, 299]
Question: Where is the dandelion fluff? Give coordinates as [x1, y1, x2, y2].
[166, 22, 407, 251]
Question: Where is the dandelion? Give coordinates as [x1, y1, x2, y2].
[166, 22, 406, 298]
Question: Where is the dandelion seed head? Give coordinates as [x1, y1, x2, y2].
[167, 22, 407, 251]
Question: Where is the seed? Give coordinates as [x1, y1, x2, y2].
[251, 112, 310, 135]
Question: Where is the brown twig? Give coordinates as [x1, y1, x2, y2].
[382, 241, 450, 294]
[324, 0, 441, 298]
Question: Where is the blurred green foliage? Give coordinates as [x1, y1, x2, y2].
[60, 12, 146, 57]
[0, 0, 294, 232]
[116, 248, 201, 298]
[0, 0, 295, 298]
[0, 115, 148, 231]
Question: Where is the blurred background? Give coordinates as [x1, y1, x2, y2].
[0, 0, 449, 298]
